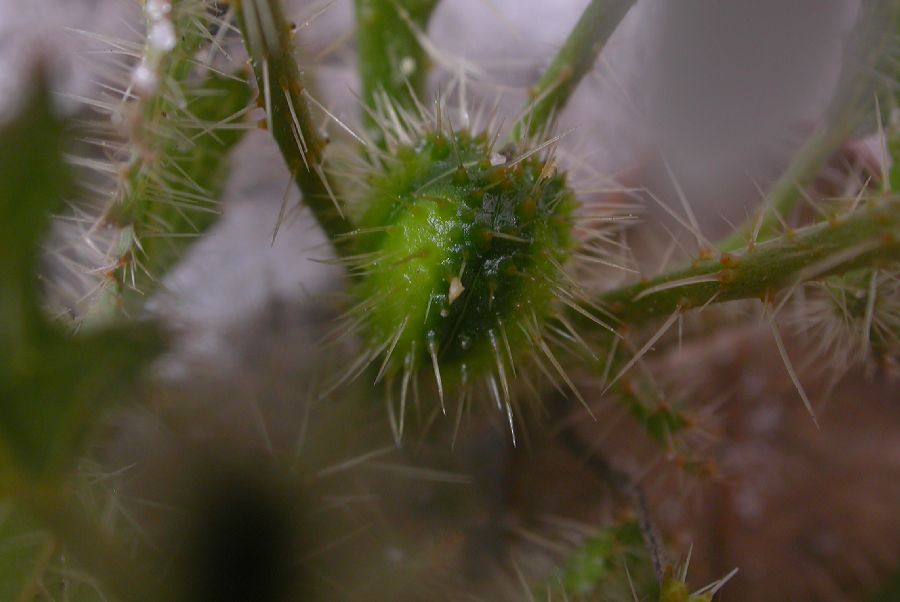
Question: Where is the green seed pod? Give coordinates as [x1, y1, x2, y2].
[349, 129, 578, 394]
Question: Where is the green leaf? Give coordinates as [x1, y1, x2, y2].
[0, 71, 67, 363]
[0, 499, 116, 601]
[0, 71, 162, 491]
[869, 568, 900, 602]
[1, 325, 160, 481]
[0, 502, 50, 602]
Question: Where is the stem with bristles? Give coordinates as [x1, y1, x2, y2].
[235, 0, 355, 256]
[510, 0, 636, 142]
[354, 0, 441, 146]
[583, 197, 900, 333]
[74, 1, 251, 326]
[718, 0, 899, 252]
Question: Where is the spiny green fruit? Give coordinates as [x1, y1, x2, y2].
[348, 128, 577, 396]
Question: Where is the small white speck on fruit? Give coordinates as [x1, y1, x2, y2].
[448, 276, 465, 304]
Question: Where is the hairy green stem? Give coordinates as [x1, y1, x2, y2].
[236, 0, 355, 256]
[594, 198, 900, 330]
[717, 122, 857, 253]
[511, 0, 635, 141]
[77, 2, 251, 326]
[719, 0, 899, 252]
[354, 0, 440, 144]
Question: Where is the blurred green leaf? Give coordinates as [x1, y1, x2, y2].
[0, 71, 66, 364]
[0, 500, 115, 601]
[0, 502, 51, 601]
[2, 325, 160, 480]
[0, 70, 162, 492]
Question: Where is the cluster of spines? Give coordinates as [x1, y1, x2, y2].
[50, 0, 252, 324]
[316, 86, 640, 443]
[790, 258, 900, 384]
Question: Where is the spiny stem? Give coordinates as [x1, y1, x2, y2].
[235, 0, 355, 256]
[510, 0, 635, 141]
[592, 198, 900, 330]
[552, 395, 667, 583]
[354, 0, 441, 145]
[719, 0, 899, 252]
[717, 121, 858, 253]
[76, 1, 250, 326]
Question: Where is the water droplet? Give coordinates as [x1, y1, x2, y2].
[459, 335, 472, 350]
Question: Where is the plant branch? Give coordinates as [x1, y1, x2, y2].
[354, 0, 440, 144]
[236, 0, 355, 256]
[551, 395, 667, 583]
[719, 0, 899, 252]
[510, 0, 635, 141]
[717, 122, 857, 253]
[73, 3, 252, 326]
[591, 198, 900, 330]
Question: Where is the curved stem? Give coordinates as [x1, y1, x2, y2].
[510, 0, 635, 142]
[236, 0, 355, 256]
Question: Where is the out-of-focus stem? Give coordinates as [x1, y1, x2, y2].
[236, 0, 355, 256]
[354, 0, 440, 145]
[719, 0, 899, 252]
[510, 0, 635, 141]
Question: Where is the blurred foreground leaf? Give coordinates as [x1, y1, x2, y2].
[0, 71, 161, 492]
[0, 503, 48, 601]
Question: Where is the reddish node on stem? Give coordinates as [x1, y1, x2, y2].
[719, 252, 737, 268]
[716, 269, 736, 285]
